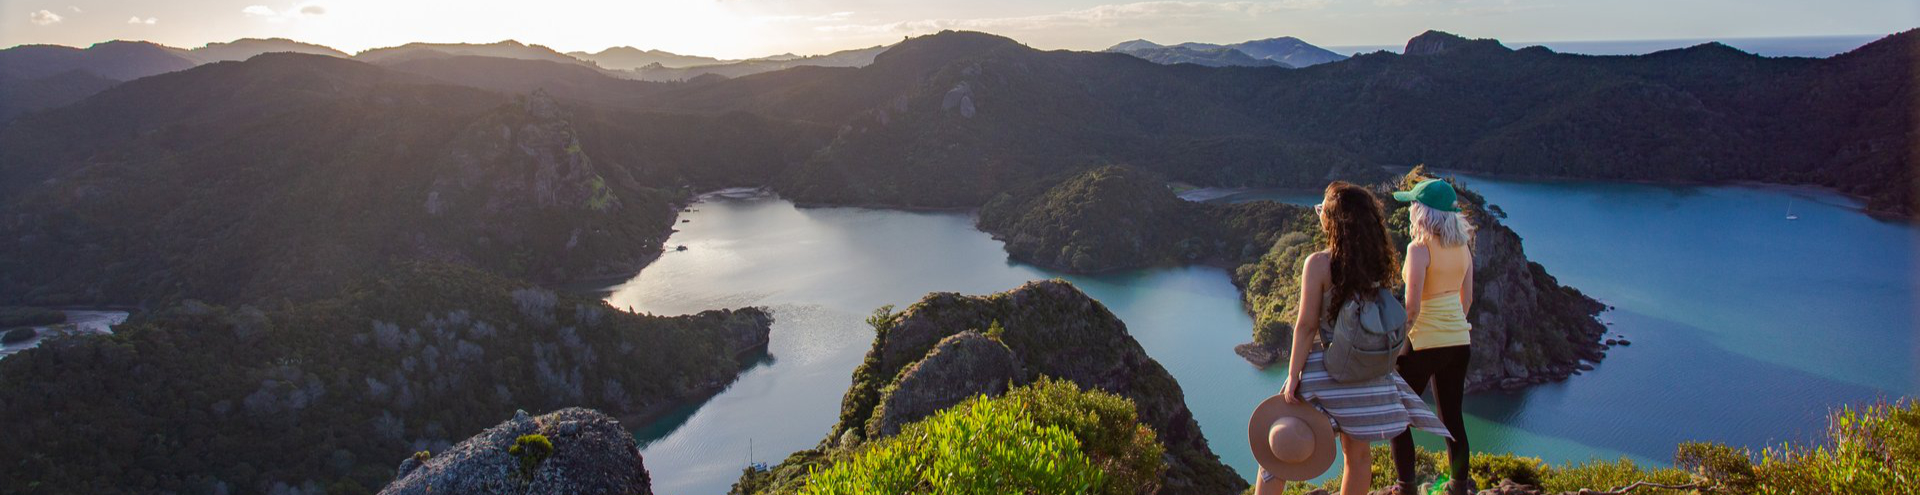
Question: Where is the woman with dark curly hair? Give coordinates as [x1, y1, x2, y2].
[1257, 182, 1450, 495]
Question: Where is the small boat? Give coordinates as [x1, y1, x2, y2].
[1785, 200, 1799, 221]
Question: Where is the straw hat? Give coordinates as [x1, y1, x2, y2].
[1248, 393, 1337, 481]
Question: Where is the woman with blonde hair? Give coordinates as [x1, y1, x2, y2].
[1389, 178, 1477, 495]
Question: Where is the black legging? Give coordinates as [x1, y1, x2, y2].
[1392, 345, 1472, 488]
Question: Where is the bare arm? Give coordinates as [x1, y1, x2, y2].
[1461, 251, 1475, 314]
[1403, 243, 1429, 326]
[1283, 252, 1328, 402]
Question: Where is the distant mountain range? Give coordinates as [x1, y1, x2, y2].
[567, 46, 731, 69]
[620, 44, 890, 82]
[1105, 36, 1349, 68]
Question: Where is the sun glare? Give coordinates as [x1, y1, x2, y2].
[281, 0, 767, 57]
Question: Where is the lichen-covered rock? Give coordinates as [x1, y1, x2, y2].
[868, 330, 1019, 437]
[379, 408, 653, 495]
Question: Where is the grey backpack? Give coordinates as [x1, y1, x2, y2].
[1320, 287, 1409, 383]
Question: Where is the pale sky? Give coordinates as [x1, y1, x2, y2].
[2, 0, 1915, 59]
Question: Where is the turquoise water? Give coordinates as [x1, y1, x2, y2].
[604, 178, 1917, 494]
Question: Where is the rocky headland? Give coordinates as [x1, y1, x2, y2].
[731, 279, 1247, 495]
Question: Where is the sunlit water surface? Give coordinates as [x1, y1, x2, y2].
[606, 176, 1917, 494]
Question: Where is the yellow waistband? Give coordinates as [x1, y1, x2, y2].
[1410, 295, 1471, 349]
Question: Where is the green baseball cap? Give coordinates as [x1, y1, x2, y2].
[1392, 179, 1460, 212]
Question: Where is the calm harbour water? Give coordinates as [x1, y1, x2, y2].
[605, 177, 1917, 494]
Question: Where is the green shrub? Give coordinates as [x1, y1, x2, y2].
[1537, 457, 1688, 493]
[800, 396, 1104, 494]
[1675, 441, 1756, 492]
[1001, 378, 1166, 494]
[800, 380, 1164, 495]
[1470, 452, 1545, 488]
[1752, 400, 1920, 494]
[509, 434, 554, 479]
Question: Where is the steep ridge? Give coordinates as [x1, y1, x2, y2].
[190, 38, 351, 62]
[354, 40, 599, 69]
[0, 53, 817, 307]
[0, 40, 198, 80]
[1108, 36, 1347, 67]
[621, 45, 889, 82]
[759, 32, 1360, 207]
[0, 263, 773, 494]
[622, 29, 1915, 214]
[1211, 37, 1349, 66]
[380, 55, 668, 106]
[733, 280, 1247, 495]
[568, 46, 727, 70]
[1108, 45, 1291, 67]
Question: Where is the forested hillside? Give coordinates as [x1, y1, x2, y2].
[617, 29, 1916, 213]
[0, 263, 773, 494]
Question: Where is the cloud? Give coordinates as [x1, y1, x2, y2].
[127, 16, 158, 25]
[300, 5, 326, 15]
[242, 5, 278, 16]
[68, 5, 83, 13]
[29, 9, 63, 25]
[815, 1, 1327, 35]
[755, 11, 855, 24]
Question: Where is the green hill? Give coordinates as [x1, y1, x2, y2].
[0, 263, 772, 494]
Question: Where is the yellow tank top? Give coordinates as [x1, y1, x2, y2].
[1411, 243, 1472, 350]
[1421, 243, 1470, 300]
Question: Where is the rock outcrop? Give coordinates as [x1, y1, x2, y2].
[381, 408, 652, 495]
[738, 280, 1247, 495]
[867, 330, 1020, 437]
[1403, 30, 1511, 56]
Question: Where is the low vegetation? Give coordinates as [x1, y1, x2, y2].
[800, 380, 1164, 495]
[1260, 399, 1920, 494]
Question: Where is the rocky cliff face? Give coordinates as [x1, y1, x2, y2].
[381, 408, 653, 495]
[867, 330, 1020, 437]
[735, 280, 1247, 495]
[419, 89, 677, 284]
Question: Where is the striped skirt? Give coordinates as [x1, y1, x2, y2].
[1298, 351, 1453, 442]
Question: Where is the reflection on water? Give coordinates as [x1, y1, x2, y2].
[606, 177, 1917, 494]
[0, 310, 128, 360]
